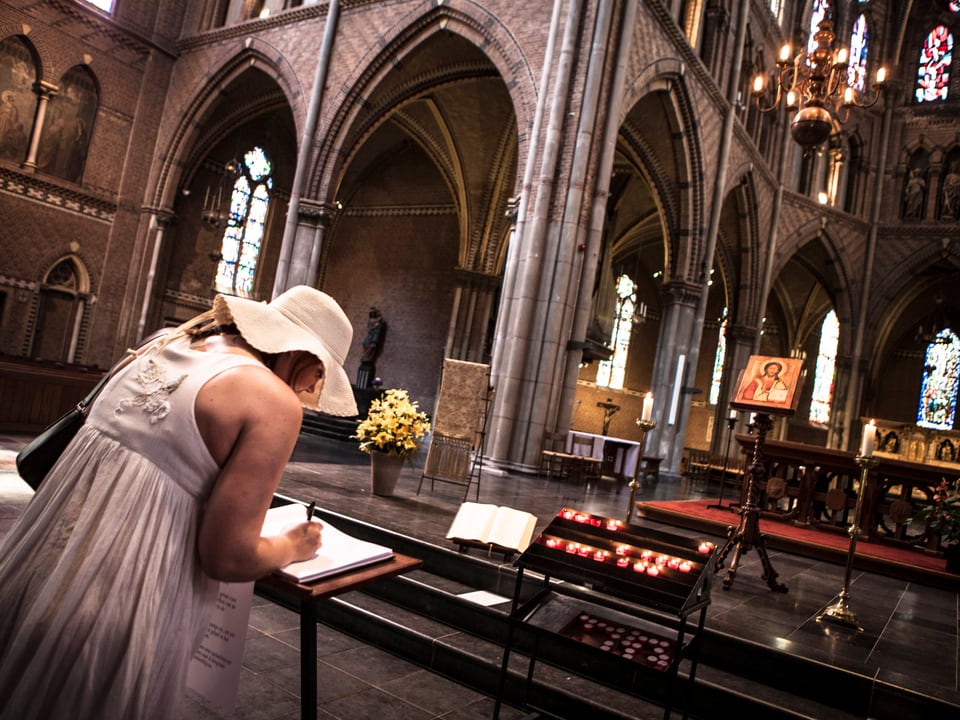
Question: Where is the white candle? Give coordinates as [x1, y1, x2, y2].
[749, 412, 756, 425]
[642, 392, 654, 422]
[728, 408, 737, 420]
[860, 419, 877, 458]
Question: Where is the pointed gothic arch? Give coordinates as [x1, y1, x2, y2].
[30, 255, 93, 364]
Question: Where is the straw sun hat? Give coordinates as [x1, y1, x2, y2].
[213, 286, 358, 417]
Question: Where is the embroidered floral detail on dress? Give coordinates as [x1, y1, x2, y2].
[115, 358, 187, 424]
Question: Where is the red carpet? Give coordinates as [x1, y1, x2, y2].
[636, 499, 960, 591]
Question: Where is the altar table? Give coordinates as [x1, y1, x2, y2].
[566, 430, 641, 481]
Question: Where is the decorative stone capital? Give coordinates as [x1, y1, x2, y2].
[298, 198, 338, 228]
[661, 280, 704, 308]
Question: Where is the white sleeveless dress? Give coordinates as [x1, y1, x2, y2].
[0, 337, 265, 719]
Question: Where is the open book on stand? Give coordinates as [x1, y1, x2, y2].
[446, 502, 538, 557]
[262, 503, 394, 583]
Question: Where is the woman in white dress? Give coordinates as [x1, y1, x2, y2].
[0, 286, 358, 719]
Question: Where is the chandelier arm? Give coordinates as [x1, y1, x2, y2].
[825, 65, 845, 99]
[755, 81, 783, 113]
[853, 88, 883, 109]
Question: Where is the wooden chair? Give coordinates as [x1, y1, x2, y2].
[539, 431, 571, 479]
[639, 455, 662, 483]
[684, 448, 711, 485]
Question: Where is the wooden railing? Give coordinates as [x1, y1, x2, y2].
[0, 355, 104, 433]
[734, 435, 960, 555]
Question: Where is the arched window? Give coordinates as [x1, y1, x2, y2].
[807, 0, 829, 60]
[0, 35, 36, 163]
[768, 0, 783, 24]
[809, 310, 839, 425]
[916, 26, 953, 103]
[34, 256, 91, 364]
[215, 146, 273, 296]
[596, 274, 636, 390]
[847, 15, 869, 92]
[38, 66, 97, 183]
[709, 312, 727, 405]
[917, 329, 960, 429]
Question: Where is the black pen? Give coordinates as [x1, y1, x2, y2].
[305, 501, 316, 522]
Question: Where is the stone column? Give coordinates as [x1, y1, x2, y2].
[22, 80, 57, 171]
[295, 198, 336, 289]
[646, 280, 705, 473]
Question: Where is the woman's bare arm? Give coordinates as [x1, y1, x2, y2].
[196, 365, 322, 581]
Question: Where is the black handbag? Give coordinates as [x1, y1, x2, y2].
[15, 370, 115, 491]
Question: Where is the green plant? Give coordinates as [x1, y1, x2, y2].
[354, 388, 431, 459]
[913, 478, 960, 547]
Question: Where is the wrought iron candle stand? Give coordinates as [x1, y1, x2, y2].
[625, 418, 656, 523]
[707, 413, 738, 510]
[714, 412, 788, 592]
[817, 454, 878, 631]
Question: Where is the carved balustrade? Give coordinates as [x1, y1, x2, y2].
[734, 435, 960, 555]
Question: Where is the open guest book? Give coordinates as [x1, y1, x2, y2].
[446, 502, 538, 556]
[262, 503, 394, 583]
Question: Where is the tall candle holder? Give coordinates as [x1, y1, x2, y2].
[817, 454, 878, 631]
[707, 413, 738, 510]
[625, 418, 656, 523]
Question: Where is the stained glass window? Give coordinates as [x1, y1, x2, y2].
[596, 274, 636, 390]
[951, 2, 960, 13]
[847, 15, 869, 92]
[807, 0, 828, 60]
[917, 329, 960, 429]
[215, 146, 272, 296]
[916, 26, 953, 103]
[809, 310, 839, 425]
[709, 312, 727, 405]
[768, 0, 782, 23]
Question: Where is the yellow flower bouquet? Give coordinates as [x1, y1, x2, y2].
[354, 388, 431, 459]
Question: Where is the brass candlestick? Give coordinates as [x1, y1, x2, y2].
[817, 454, 878, 631]
[625, 418, 656, 523]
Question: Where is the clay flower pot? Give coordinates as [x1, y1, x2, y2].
[370, 451, 405, 496]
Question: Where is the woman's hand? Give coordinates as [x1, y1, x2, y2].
[286, 521, 323, 562]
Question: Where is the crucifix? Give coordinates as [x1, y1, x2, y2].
[597, 399, 620, 435]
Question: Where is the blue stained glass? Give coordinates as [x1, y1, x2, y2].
[847, 15, 868, 92]
[216, 146, 273, 295]
[596, 274, 636, 390]
[809, 310, 839, 425]
[917, 329, 960, 429]
[916, 26, 953, 103]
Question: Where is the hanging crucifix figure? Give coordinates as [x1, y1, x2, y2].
[597, 399, 620, 435]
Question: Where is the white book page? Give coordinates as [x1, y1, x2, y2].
[186, 582, 254, 715]
[487, 507, 537, 551]
[445, 502, 498, 542]
[262, 504, 393, 582]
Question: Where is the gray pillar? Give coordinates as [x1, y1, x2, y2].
[647, 280, 704, 473]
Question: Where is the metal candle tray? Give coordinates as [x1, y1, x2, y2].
[515, 507, 716, 617]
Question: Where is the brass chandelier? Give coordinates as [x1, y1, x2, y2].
[751, 18, 887, 153]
